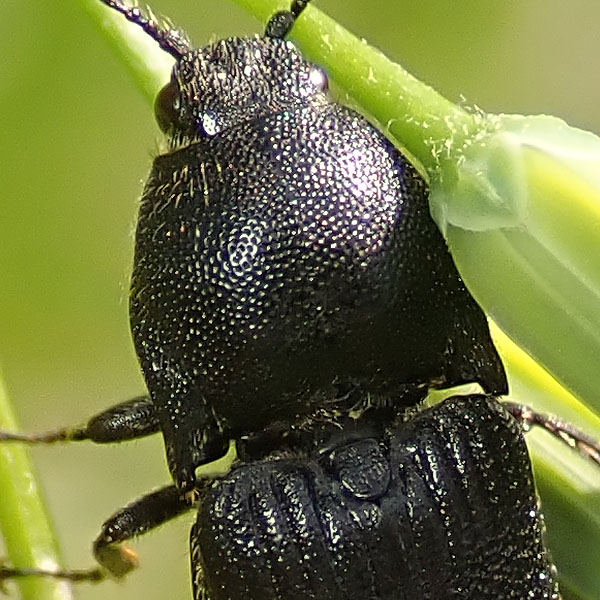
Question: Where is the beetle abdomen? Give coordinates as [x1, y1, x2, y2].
[193, 395, 557, 600]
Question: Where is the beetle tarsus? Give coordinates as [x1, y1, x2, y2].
[92, 485, 194, 578]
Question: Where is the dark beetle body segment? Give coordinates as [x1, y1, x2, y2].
[193, 395, 558, 600]
[130, 36, 507, 491]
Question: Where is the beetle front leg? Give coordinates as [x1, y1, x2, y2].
[0, 563, 105, 586]
[93, 484, 195, 577]
[0, 395, 159, 445]
[0, 485, 196, 585]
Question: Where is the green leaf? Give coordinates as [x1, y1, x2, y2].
[431, 115, 600, 417]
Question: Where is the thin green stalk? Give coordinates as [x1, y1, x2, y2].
[233, 0, 480, 173]
[78, 0, 174, 102]
[0, 370, 73, 600]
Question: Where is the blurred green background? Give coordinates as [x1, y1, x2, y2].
[1, 1, 600, 599]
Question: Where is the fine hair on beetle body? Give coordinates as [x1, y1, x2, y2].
[3, 1, 600, 600]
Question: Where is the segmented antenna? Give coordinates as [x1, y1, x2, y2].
[100, 0, 190, 59]
[265, 0, 313, 39]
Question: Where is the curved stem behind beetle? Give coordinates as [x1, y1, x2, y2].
[0, 369, 73, 600]
[232, 0, 479, 175]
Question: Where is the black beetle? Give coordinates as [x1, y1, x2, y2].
[2, 0, 508, 498]
[126, 0, 507, 496]
[1, 1, 599, 599]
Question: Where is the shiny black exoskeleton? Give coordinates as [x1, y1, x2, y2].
[2, 393, 570, 599]
[128, 3, 507, 494]
[9, 1, 590, 598]
[194, 395, 558, 600]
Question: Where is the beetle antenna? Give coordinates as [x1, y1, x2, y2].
[99, 0, 190, 59]
[265, 0, 313, 39]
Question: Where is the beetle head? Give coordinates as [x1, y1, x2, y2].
[156, 37, 328, 144]
[98, 0, 323, 144]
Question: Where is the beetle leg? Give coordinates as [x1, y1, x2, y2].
[0, 561, 104, 586]
[93, 484, 195, 578]
[0, 484, 196, 586]
[0, 395, 159, 444]
[154, 393, 230, 497]
[505, 401, 600, 465]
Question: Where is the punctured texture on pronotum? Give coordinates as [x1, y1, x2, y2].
[129, 22, 507, 494]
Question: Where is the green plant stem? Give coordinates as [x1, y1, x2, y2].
[0, 370, 73, 600]
[232, 0, 480, 174]
[78, 0, 174, 102]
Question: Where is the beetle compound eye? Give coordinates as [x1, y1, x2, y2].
[154, 80, 182, 134]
